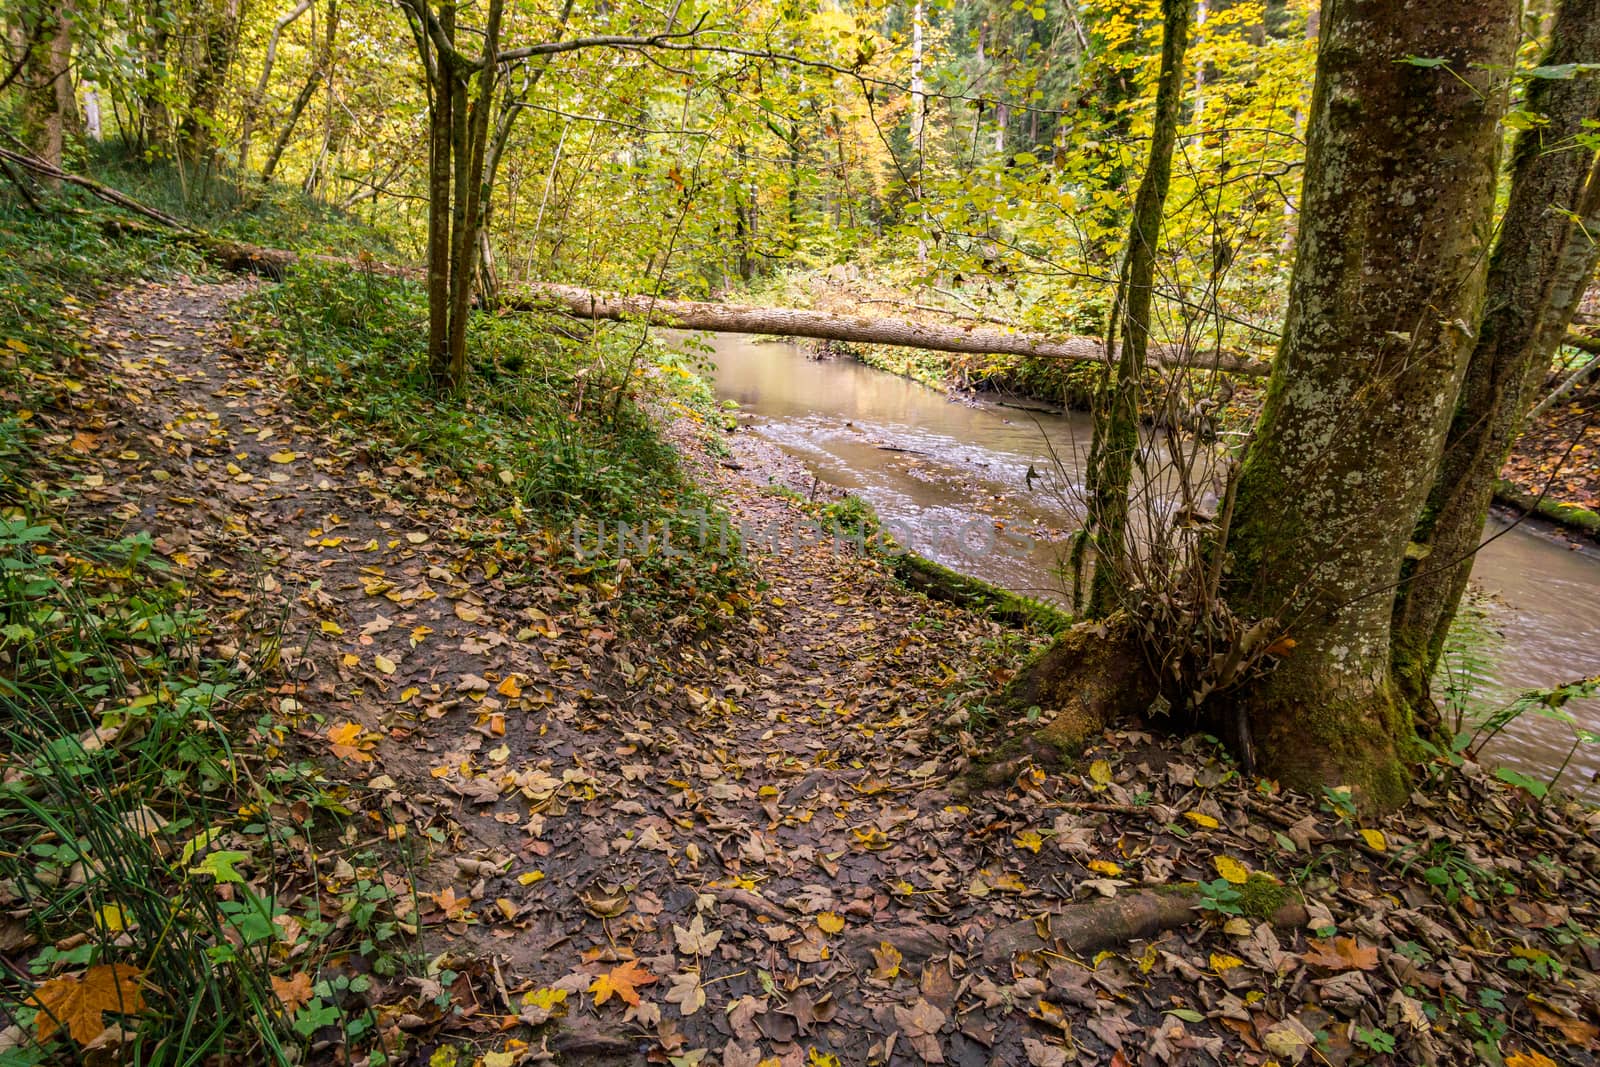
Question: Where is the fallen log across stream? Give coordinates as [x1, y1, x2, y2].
[504, 281, 1274, 376]
[1, 147, 1280, 377]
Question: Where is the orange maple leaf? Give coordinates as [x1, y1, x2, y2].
[270, 972, 315, 1017]
[1301, 936, 1378, 972]
[29, 965, 146, 1045]
[589, 960, 657, 1007]
[326, 721, 374, 762]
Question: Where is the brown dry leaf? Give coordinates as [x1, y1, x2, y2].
[673, 915, 723, 955]
[664, 971, 706, 1017]
[1301, 936, 1378, 972]
[270, 972, 314, 1017]
[893, 997, 947, 1063]
[590, 960, 657, 1007]
[29, 965, 145, 1045]
[1527, 996, 1600, 1045]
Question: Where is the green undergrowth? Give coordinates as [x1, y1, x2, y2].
[85, 140, 405, 260]
[0, 440, 418, 1063]
[0, 202, 212, 411]
[241, 264, 750, 623]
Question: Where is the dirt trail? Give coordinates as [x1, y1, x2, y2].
[46, 279, 1600, 1067]
[65, 279, 1119, 1064]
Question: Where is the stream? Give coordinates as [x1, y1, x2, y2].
[702, 333, 1600, 797]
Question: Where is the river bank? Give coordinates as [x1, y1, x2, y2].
[751, 273, 1600, 542]
[704, 329, 1600, 797]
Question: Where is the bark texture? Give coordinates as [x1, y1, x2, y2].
[504, 282, 1268, 375]
[1390, 0, 1600, 712]
[20, 0, 74, 178]
[1223, 0, 1517, 806]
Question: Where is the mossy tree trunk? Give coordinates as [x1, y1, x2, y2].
[20, 0, 75, 181]
[1080, 0, 1194, 618]
[1223, 0, 1517, 806]
[1390, 0, 1600, 714]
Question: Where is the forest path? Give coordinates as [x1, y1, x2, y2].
[65, 278, 1156, 1066]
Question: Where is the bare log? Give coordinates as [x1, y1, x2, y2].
[504, 281, 1272, 376]
[1, 147, 1271, 376]
[982, 889, 1308, 963]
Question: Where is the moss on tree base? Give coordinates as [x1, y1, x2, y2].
[996, 613, 1157, 759]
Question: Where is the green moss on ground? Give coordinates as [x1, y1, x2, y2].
[1494, 479, 1600, 538]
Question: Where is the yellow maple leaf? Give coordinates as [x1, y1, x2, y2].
[1184, 811, 1219, 830]
[29, 965, 145, 1045]
[1088, 859, 1122, 876]
[1210, 952, 1245, 973]
[1088, 759, 1113, 786]
[1213, 855, 1251, 884]
[497, 675, 523, 699]
[326, 722, 374, 762]
[816, 911, 846, 934]
[1013, 829, 1044, 853]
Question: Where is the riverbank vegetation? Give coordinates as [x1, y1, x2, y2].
[3, 0, 1600, 1062]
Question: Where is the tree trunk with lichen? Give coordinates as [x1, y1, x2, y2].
[20, 0, 75, 182]
[1389, 0, 1600, 716]
[1221, 0, 1517, 807]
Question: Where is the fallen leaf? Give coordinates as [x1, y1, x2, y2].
[271, 972, 314, 1017]
[1301, 937, 1378, 972]
[29, 965, 145, 1045]
[1014, 830, 1044, 853]
[893, 996, 947, 1063]
[664, 971, 706, 1016]
[674, 915, 724, 955]
[590, 960, 657, 1007]
[1213, 855, 1251, 884]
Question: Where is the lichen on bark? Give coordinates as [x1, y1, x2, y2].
[1218, 0, 1519, 807]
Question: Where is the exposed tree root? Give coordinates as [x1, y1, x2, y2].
[982, 886, 1308, 964]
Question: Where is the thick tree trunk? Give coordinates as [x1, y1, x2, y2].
[1081, 0, 1193, 618]
[1390, 0, 1600, 713]
[21, 0, 74, 181]
[180, 0, 243, 165]
[1222, 0, 1517, 806]
[503, 282, 1268, 374]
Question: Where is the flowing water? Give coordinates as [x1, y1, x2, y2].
[702, 333, 1600, 796]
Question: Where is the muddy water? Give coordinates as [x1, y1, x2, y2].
[703, 333, 1600, 795]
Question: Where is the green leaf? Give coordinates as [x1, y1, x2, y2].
[189, 849, 250, 883]
[1399, 55, 1449, 68]
[1165, 1008, 1205, 1022]
[1492, 767, 1548, 798]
